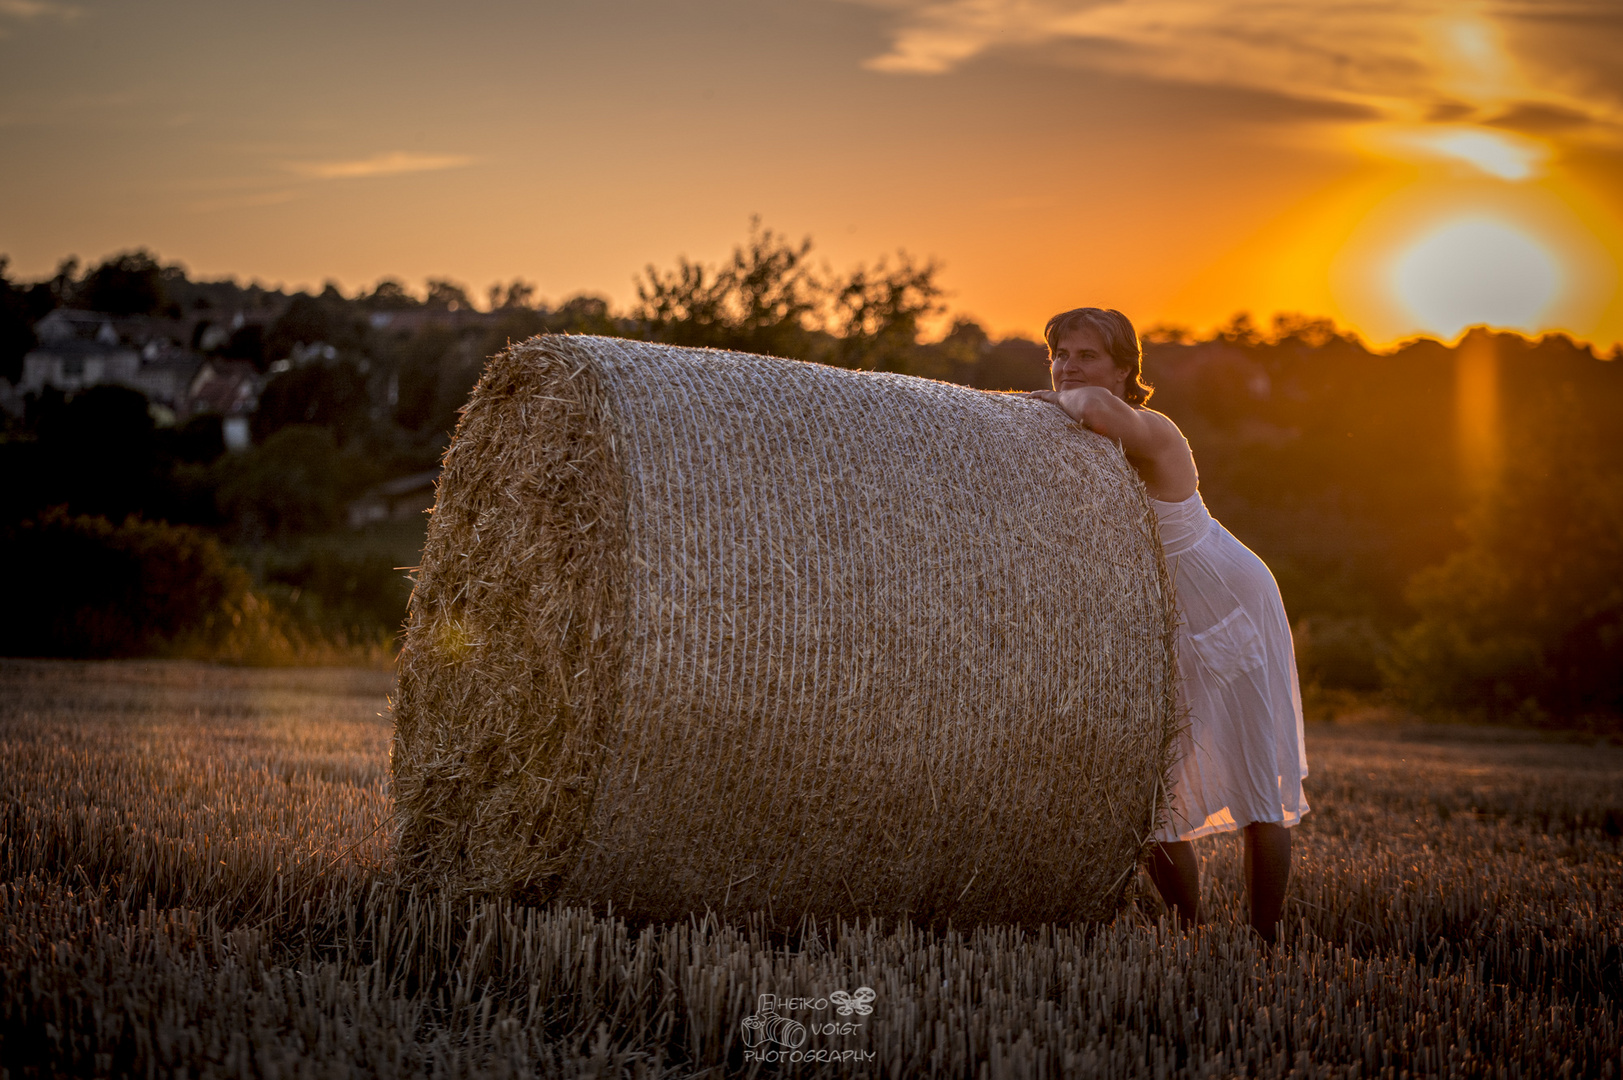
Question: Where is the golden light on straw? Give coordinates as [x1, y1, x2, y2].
[393, 334, 1179, 925]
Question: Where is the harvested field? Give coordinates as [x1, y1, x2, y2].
[2, 660, 1620, 1077]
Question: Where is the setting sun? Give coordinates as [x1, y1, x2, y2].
[1323, 168, 1621, 347]
[2, 0, 1619, 349]
[1391, 217, 1560, 337]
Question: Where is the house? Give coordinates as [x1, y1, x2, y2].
[128, 340, 203, 407]
[186, 359, 260, 417]
[347, 469, 439, 529]
[192, 307, 275, 352]
[185, 360, 262, 450]
[34, 308, 121, 346]
[18, 309, 204, 409]
[20, 311, 141, 396]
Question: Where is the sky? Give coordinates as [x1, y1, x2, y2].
[2, 0, 1622, 348]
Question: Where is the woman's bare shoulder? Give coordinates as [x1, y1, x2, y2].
[1133, 406, 1189, 445]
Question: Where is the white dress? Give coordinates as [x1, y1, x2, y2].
[1151, 490, 1309, 841]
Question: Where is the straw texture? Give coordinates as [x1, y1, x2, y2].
[394, 334, 1179, 925]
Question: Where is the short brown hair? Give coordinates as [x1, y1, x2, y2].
[1043, 307, 1153, 406]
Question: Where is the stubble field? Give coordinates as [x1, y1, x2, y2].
[1, 659, 1618, 1078]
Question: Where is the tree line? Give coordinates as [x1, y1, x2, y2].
[2, 226, 1620, 727]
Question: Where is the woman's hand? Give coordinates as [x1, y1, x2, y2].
[1021, 387, 1102, 426]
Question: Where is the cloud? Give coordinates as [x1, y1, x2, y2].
[0, 0, 77, 17]
[286, 151, 474, 181]
[1396, 126, 1549, 180]
[839, 0, 1620, 131]
[189, 189, 301, 214]
[1487, 101, 1598, 136]
[845, 0, 1443, 103]
[0, 0, 82, 35]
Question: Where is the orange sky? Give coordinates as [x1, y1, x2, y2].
[3, 0, 1621, 349]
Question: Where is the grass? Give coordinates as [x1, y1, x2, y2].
[224, 520, 427, 666]
[1, 660, 1619, 1078]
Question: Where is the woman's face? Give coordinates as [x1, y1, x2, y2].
[1050, 324, 1128, 398]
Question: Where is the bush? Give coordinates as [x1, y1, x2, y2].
[1293, 615, 1387, 692]
[246, 525, 421, 647]
[19, 385, 164, 523]
[0, 510, 395, 666]
[0, 510, 250, 658]
[214, 425, 374, 539]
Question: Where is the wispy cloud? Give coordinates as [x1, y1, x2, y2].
[189, 189, 301, 214]
[839, 0, 1619, 132]
[286, 151, 474, 181]
[175, 151, 475, 213]
[0, 0, 82, 36]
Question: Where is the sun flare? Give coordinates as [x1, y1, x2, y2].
[1390, 217, 1561, 338]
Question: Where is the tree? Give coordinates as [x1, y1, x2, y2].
[23, 385, 164, 522]
[969, 334, 1051, 391]
[78, 250, 167, 316]
[547, 295, 618, 336]
[46, 257, 78, 308]
[910, 317, 986, 383]
[1384, 401, 1623, 724]
[215, 424, 368, 538]
[393, 327, 480, 435]
[215, 323, 266, 366]
[1140, 323, 1195, 345]
[634, 220, 822, 359]
[828, 252, 945, 372]
[264, 291, 366, 361]
[252, 358, 374, 444]
[1217, 311, 1263, 346]
[362, 279, 420, 311]
[0, 256, 37, 384]
[487, 279, 538, 311]
[1268, 312, 1340, 348]
[424, 279, 472, 312]
[631, 221, 949, 372]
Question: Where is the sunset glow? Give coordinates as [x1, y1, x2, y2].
[0, 0, 1619, 349]
[1395, 128, 1547, 182]
[1326, 172, 1621, 347]
[1392, 218, 1560, 337]
[1452, 332, 1502, 493]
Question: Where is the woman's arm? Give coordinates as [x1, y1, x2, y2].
[1025, 388, 1199, 500]
[1026, 388, 1164, 458]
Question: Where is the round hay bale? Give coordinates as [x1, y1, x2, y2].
[393, 334, 1178, 925]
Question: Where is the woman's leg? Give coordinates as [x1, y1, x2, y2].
[1147, 841, 1200, 928]
[1243, 822, 1291, 943]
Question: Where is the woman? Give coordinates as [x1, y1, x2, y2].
[1027, 307, 1308, 942]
